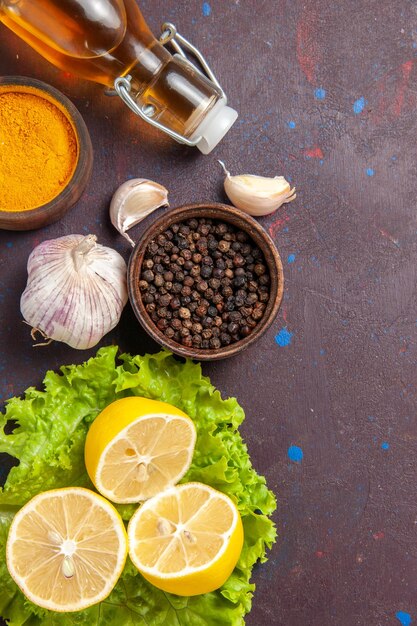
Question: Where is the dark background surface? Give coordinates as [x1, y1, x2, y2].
[1, 1, 417, 625]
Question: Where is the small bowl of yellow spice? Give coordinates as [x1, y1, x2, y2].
[0, 76, 93, 230]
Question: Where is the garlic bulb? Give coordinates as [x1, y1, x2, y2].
[110, 178, 169, 246]
[20, 234, 128, 349]
[219, 161, 296, 216]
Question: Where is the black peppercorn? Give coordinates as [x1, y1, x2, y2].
[210, 337, 221, 349]
[202, 316, 214, 328]
[157, 318, 169, 331]
[222, 286, 233, 299]
[165, 326, 175, 339]
[200, 266, 212, 279]
[252, 307, 264, 321]
[170, 296, 181, 310]
[181, 285, 192, 297]
[196, 304, 208, 318]
[236, 231, 248, 243]
[143, 293, 154, 304]
[142, 269, 154, 282]
[240, 306, 253, 318]
[154, 274, 164, 288]
[218, 240, 230, 253]
[159, 294, 172, 307]
[232, 276, 246, 289]
[171, 318, 182, 331]
[220, 332, 231, 345]
[196, 280, 208, 292]
[192, 334, 202, 347]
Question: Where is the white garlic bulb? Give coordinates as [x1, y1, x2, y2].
[20, 234, 128, 349]
[110, 179, 169, 246]
[219, 161, 296, 216]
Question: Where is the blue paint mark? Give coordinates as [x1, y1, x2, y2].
[381, 442, 390, 450]
[319, 159, 324, 165]
[288, 445, 303, 463]
[353, 97, 365, 114]
[287, 120, 296, 129]
[391, 155, 398, 161]
[287, 254, 296, 264]
[202, 2, 211, 16]
[314, 87, 326, 100]
[366, 168, 375, 177]
[6, 242, 13, 248]
[283, 226, 289, 233]
[396, 612, 412, 626]
[368, 415, 376, 421]
[320, 348, 326, 355]
[275, 327, 293, 347]
[413, 42, 417, 49]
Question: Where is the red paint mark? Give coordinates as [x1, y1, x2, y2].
[304, 146, 324, 159]
[372, 531, 385, 541]
[268, 214, 290, 239]
[394, 60, 413, 116]
[370, 60, 416, 124]
[296, 9, 320, 84]
[315, 550, 325, 558]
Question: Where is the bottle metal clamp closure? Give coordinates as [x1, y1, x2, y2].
[114, 22, 226, 146]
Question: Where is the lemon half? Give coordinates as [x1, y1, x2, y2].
[85, 397, 197, 503]
[6, 487, 127, 612]
[127, 482, 244, 596]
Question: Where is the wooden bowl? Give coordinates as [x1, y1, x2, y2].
[128, 203, 284, 360]
[0, 76, 93, 230]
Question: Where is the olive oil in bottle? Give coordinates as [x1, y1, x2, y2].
[0, 0, 237, 152]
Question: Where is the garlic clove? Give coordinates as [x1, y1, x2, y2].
[219, 161, 296, 217]
[110, 179, 169, 246]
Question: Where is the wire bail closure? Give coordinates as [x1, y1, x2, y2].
[114, 22, 226, 146]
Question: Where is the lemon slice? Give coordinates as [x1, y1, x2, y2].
[6, 487, 127, 612]
[84, 397, 197, 504]
[127, 482, 244, 596]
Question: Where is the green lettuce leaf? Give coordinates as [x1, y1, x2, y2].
[0, 347, 276, 625]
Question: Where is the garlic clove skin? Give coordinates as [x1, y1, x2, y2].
[219, 161, 296, 217]
[20, 234, 128, 350]
[110, 179, 169, 246]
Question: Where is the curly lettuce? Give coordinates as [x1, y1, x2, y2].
[0, 347, 276, 625]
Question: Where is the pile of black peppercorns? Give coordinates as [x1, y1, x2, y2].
[139, 217, 270, 350]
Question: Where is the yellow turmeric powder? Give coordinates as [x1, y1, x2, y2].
[0, 85, 78, 212]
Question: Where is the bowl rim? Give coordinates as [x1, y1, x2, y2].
[128, 202, 284, 361]
[0, 75, 93, 228]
